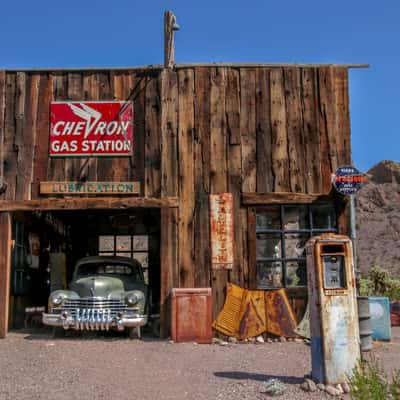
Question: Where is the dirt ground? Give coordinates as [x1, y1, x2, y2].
[0, 327, 399, 400]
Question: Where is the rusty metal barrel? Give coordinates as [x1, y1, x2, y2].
[357, 296, 373, 351]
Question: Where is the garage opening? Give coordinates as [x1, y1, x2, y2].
[8, 209, 161, 336]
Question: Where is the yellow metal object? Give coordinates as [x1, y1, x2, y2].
[213, 284, 298, 339]
[212, 284, 266, 339]
[212, 284, 244, 337]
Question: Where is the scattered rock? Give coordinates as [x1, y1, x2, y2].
[294, 338, 304, 343]
[266, 338, 273, 343]
[212, 338, 228, 346]
[212, 338, 219, 344]
[335, 384, 344, 394]
[300, 382, 309, 392]
[305, 378, 317, 392]
[256, 335, 264, 344]
[325, 385, 340, 396]
[341, 382, 351, 393]
[316, 383, 325, 391]
[168, 340, 174, 344]
[247, 337, 256, 343]
[263, 379, 287, 397]
[279, 336, 286, 343]
[227, 336, 238, 344]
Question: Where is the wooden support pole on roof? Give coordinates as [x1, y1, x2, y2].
[0, 212, 12, 338]
[164, 11, 179, 69]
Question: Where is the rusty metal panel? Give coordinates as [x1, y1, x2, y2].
[210, 193, 234, 270]
[212, 284, 244, 337]
[212, 284, 266, 339]
[171, 288, 212, 343]
[238, 289, 266, 339]
[265, 289, 298, 337]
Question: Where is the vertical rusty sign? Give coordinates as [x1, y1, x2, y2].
[210, 193, 234, 270]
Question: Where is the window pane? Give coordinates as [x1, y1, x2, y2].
[285, 234, 308, 258]
[116, 236, 131, 252]
[286, 261, 307, 287]
[99, 236, 114, 252]
[133, 235, 149, 251]
[256, 207, 280, 230]
[133, 252, 148, 269]
[257, 261, 282, 288]
[116, 252, 131, 257]
[283, 206, 309, 230]
[312, 205, 337, 230]
[256, 234, 281, 259]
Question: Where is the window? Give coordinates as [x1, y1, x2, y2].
[256, 204, 337, 289]
[98, 235, 149, 283]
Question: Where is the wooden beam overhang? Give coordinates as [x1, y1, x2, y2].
[242, 192, 335, 205]
[0, 197, 179, 212]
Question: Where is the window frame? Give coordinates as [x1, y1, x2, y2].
[255, 204, 338, 290]
[98, 235, 149, 283]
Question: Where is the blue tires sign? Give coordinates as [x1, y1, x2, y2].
[332, 165, 368, 195]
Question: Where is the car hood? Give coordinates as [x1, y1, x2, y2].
[70, 276, 124, 298]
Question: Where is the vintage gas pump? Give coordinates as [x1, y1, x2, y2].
[306, 233, 360, 384]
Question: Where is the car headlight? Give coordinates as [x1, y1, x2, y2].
[126, 293, 139, 306]
[51, 294, 64, 307]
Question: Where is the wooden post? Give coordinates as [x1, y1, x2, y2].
[164, 11, 179, 69]
[0, 212, 12, 338]
[160, 207, 178, 338]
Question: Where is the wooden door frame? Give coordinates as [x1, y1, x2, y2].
[0, 212, 12, 338]
[0, 198, 179, 338]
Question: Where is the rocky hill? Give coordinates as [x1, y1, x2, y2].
[356, 160, 400, 276]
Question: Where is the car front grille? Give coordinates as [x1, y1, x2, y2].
[60, 298, 129, 317]
[57, 298, 135, 331]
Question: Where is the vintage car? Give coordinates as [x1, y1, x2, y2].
[42, 256, 148, 338]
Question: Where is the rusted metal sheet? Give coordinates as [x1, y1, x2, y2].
[171, 288, 212, 343]
[212, 284, 266, 339]
[209, 193, 234, 270]
[391, 301, 400, 326]
[213, 284, 299, 339]
[238, 289, 266, 339]
[306, 233, 360, 384]
[265, 289, 298, 337]
[212, 284, 244, 337]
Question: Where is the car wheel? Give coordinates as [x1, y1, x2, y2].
[52, 327, 66, 338]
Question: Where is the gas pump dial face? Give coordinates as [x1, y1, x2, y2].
[322, 255, 347, 290]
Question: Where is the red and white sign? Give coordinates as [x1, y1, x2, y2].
[50, 101, 133, 157]
[210, 193, 234, 270]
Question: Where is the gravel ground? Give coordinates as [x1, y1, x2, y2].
[0, 327, 399, 400]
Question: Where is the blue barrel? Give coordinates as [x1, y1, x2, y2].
[357, 296, 373, 351]
[369, 297, 391, 341]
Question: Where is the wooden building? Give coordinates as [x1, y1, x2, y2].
[0, 62, 366, 338]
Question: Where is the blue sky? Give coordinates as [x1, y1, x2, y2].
[1, 0, 398, 171]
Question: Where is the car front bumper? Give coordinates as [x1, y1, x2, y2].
[43, 311, 147, 331]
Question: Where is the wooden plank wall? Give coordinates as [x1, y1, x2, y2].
[0, 66, 352, 319]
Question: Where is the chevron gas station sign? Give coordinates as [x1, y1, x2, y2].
[49, 101, 133, 156]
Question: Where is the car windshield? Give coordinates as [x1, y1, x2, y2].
[77, 263, 141, 280]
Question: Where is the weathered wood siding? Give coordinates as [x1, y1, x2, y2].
[0, 66, 352, 318]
